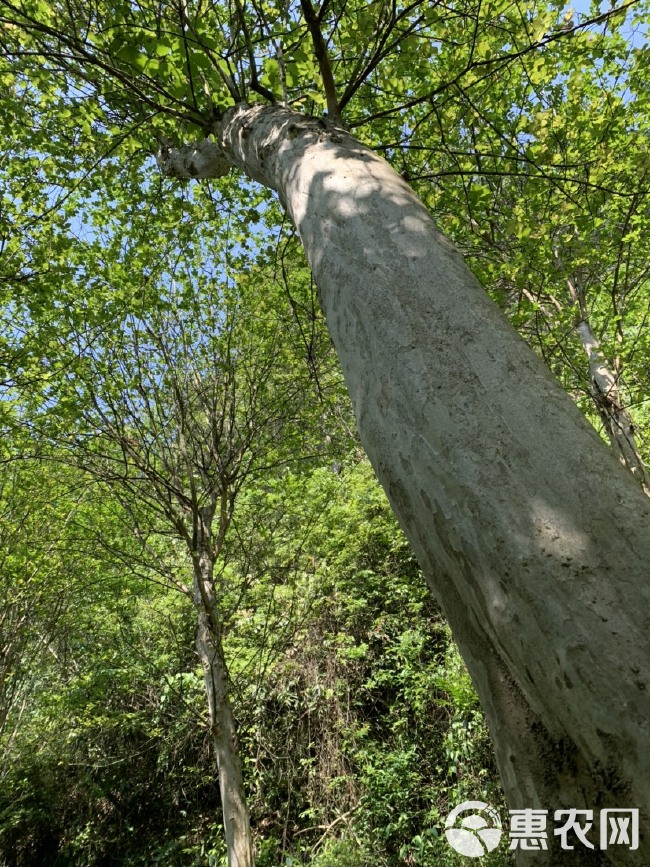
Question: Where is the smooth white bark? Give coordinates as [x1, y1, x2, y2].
[165, 104, 650, 864]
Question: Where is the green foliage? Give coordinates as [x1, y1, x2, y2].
[0, 552, 222, 867]
[0, 445, 509, 865]
[224, 461, 507, 864]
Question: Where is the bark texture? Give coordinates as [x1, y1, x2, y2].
[165, 104, 650, 865]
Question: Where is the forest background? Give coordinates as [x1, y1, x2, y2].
[1, 0, 649, 864]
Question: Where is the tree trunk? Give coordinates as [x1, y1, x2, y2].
[194, 552, 254, 867]
[163, 104, 650, 864]
[575, 320, 650, 496]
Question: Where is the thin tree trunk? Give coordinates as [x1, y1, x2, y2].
[574, 320, 650, 495]
[194, 552, 254, 867]
[562, 267, 650, 495]
[163, 104, 650, 864]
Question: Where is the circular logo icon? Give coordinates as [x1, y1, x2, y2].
[445, 800, 503, 857]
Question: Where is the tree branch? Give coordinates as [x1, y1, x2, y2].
[299, 0, 342, 125]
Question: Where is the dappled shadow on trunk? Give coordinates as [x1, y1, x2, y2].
[263, 117, 650, 865]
